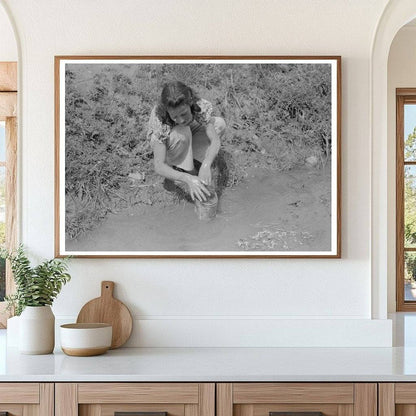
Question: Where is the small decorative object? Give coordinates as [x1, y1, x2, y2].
[19, 305, 55, 354]
[55, 56, 341, 258]
[60, 323, 112, 356]
[77, 281, 132, 349]
[1, 245, 71, 354]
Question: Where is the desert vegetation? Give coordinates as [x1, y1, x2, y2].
[64, 62, 332, 239]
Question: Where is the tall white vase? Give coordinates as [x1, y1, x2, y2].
[19, 306, 55, 354]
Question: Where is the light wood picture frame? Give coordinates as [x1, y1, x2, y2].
[55, 56, 341, 258]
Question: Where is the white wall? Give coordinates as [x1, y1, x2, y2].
[0, 0, 393, 346]
[0, 3, 17, 60]
[387, 25, 416, 312]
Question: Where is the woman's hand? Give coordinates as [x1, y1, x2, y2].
[198, 163, 212, 186]
[186, 175, 211, 202]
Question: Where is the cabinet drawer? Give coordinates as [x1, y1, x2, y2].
[217, 383, 376, 416]
[56, 383, 215, 416]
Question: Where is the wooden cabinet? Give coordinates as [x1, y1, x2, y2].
[0, 383, 53, 416]
[55, 383, 215, 416]
[379, 383, 416, 416]
[0, 381, 384, 416]
[217, 383, 377, 416]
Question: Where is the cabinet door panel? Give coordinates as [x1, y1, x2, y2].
[395, 384, 416, 404]
[396, 405, 416, 416]
[218, 383, 376, 416]
[0, 404, 24, 416]
[233, 384, 354, 404]
[235, 403, 340, 416]
[94, 403, 184, 416]
[379, 383, 416, 416]
[58, 383, 215, 416]
[0, 383, 53, 416]
[0, 384, 39, 404]
[78, 383, 199, 404]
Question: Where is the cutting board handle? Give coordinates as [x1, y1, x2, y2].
[101, 281, 115, 298]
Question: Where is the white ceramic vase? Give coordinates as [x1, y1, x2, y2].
[19, 305, 55, 354]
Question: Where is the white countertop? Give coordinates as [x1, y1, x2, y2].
[2, 327, 416, 382]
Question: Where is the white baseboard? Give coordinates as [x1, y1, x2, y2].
[56, 317, 392, 347]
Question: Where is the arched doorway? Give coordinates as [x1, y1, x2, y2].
[371, 0, 416, 319]
[0, 0, 18, 327]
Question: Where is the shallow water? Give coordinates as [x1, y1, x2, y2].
[67, 166, 331, 252]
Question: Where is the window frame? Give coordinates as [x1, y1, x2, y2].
[0, 62, 17, 327]
[396, 88, 416, 311]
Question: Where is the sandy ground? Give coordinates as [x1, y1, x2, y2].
[67, 165, 332, 253]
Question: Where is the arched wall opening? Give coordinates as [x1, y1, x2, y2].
[387, 18, 416, 313]
[371, 0, 416, 319]
[0, 0, 20, 328]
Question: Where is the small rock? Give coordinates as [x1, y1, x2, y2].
[305, 155, 318, 167]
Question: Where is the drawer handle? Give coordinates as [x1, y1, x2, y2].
[270, 413, 324, 416]
[115, 413, 168, 416]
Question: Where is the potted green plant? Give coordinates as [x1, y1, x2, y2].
[1, 245, 71, 354]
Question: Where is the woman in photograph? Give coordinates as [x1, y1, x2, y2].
[147, 81, 226, 202]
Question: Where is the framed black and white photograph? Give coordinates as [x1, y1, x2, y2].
[55, 56, 341, 258]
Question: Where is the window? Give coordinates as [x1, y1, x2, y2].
[0, 62, 17, 327]
[396, 89, 416, 310]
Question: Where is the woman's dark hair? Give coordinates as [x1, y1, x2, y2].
[155, 81, 201, 126]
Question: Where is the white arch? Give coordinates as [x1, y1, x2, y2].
[0, 1, 20, 62]
[0, 1, 22, 250]
[371, 0, 416, 319]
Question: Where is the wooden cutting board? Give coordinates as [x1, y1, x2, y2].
[76, 281, 133, 349]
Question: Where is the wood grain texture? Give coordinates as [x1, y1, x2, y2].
[62, 346, 109, 357]
[23, 404, 39, 416]
[252, 403, 339, 416]
[397, 405, 416, 416]
[217, 384, 233, 416]
[0, 405, 23, 416]
[395, 89, 416, 311]
[39, 383, 54, 416]
[395, 383, 416, 403]
[379, 384, 395, 416]
[199, 384, 215, 416]
[338, 404, 354, 416]
[336, 55, 342, 258]
[5, 117, 17, 293]
[79, 404, 101, 416]
[397, 89, 416, 96]
[0, 116, 17, 328]
[185, 403, 198, 416]
[0, 383, 39, 403]
[397, 94, 406, 311]
[353, 384, 377, 416]
[239, 404, 254, 416]
[78, 383, 199, 404]
[233, 383, 354, 404]
[54, 56, 61, 258]
[76, 281, 133, 348]
[0, 92, 16, 120]
[55, 383, 78, 416]
[100, 403, 185, 416]
[0, 62, 17, 91]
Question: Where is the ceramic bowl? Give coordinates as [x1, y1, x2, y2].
[60, 323, 112, 356]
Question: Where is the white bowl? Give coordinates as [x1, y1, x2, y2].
[60, 323, 112, 356]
